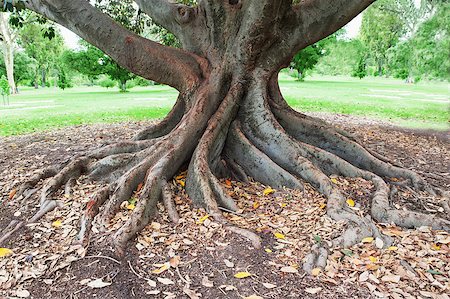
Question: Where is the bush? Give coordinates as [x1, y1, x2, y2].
[99, 78, 116, 88]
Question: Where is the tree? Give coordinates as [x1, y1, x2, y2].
[2, 0, 448, 274]
[315, 39, 365, 76]
[0, 12, 18, 93]
[290, 33, 337, 81]
[360, 0, 404, 76]
[352, 55, 368, 79]
[63, 43, 135, 91]
[17, 22, 64, 88]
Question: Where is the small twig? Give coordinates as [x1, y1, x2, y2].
[176, 267, 190, 284]
[218, 206, 244, 216]
[83, 255, 121, 264]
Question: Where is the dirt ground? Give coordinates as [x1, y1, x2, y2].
[0, 114, 449, 299]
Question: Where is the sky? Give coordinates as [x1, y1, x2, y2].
[60, 13, 363, 49]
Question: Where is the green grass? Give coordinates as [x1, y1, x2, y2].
[0, 75, 448, 136]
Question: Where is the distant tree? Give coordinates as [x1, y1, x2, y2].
[315, 39, 365, 76]
[57, 67, 71, 90]
[352, 55, 368, 79]
[0, 75, 9, 104]
[360, 0, 404, 76]
[17, 22, 65, 88]
[290, 33, 338, 80]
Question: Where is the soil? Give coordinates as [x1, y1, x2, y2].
[0, 114, 449, 299]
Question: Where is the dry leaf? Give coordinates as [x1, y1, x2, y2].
[0, 248, 13, 257]
[197, 214, 209, 224]
[263, 187, 275, 195]
[169, 256, 181, 268]
[280, 266, 298, 273]
[264, 248, 273, 253]
[330, 178, 338, 184]
[346, 199, 355, 207]
[368, 256, 378, 263]
[201, 276, 214, 288]
[359, 271, 369, 282]
[157, 277, 174, 285]
[262, 282, 277, 289]
[52, 220, 62, 228]
[311, 268, 321, 276]
[15, 290, 30, 298]
[152, 263, 169, 274]
[375, 237, 384, 249]
[388, 246, 398, 251]
[381, 275, 401, 283]
[183, 286, 201, 299]
[244, 295, 263, 299]
[224, 259, 234, 268]
[305, 287, 322, 294]
[234, 271, 252, 279]
[147, 279, 157, 287]
[274, 232, 285, 239]
[127, 204, 135, 210]
[87, 279, 112, 289]
[8, 189, 17, 200]
[362, 237, 374, 243]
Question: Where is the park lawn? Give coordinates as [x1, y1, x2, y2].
[0, 76, 448, 136]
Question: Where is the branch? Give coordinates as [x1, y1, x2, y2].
[292, 0, 375, 50]
[24, 0, 205, 90]
[134, 0, 196, 37]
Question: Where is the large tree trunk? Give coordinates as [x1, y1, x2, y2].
[3, 0, 448, 273]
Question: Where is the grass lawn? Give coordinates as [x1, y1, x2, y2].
[0, 75, 448, 136]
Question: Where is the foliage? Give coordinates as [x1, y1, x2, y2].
[290, 33, 339, 81]
[0, 76, 10, 95]
[352, 56, 367, 79]
[359, 0, 404, 76]
[315, 39, 364, 76]
[99, 77, 116, 88]
[0, 50, 36, 85]
[57, 67, 72, 90]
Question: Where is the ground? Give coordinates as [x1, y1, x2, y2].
[1, 74, 448, 136]
[0, 113, 448, 299]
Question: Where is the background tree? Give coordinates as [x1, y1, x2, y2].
[315, 39, 365, 76]
[17, 22, 64, 88]
[360, 0, 404, 76]
[0, 12, 17, 93]
[2, 0, 448, 275]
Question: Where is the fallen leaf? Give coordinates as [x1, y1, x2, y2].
[311, 268, 321, 276]
[147, 279, 157, 287]
[0, 248, 13, 257]
[87, 278, 112, 289]
[427, 269, 443, 275]
[253, 201, 260, 209]
[362, 237, 374, 243]
[346, 199, 355, 207]
[431, 244, 441, 251]
[157, 277, 174, 285]
[305, 287, 322, 294]
[359, 271, 369, 282]
[52, 220, 62, 228]
[183, 286, 201, 299]
[224, 259, 234, 268]
[15, 290, 30, 298]
[274, 232, 285, 239]
[197, 214, 209, 224]
[127, 204, 135, 210]
[262, 282, 277, 289]
[244, 295, 263, 299]
[152, 263, 169, 274]
[331, 178, 338, 184]
[319, 203, 327, 209]
[388, 246, 398, 251]
[381, 275, 400, 283]
[280, 266, 298, 273]
[8, 189, 17, 200]
[368, 256, 378, 263]
[169, 256, 181, 268]
[201, 276, 214, 288]
[263, 187, 275, 195]
[234, 271, 252, 279]
[375, 237, 384, 249]
[225, 179, 232, 187]
[264, 248, 273, 253]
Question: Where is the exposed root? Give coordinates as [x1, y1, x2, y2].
[162, 180, 180, 224]
[0, 220, 24, 245]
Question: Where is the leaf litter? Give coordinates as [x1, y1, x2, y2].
[0, 119, 449, 298]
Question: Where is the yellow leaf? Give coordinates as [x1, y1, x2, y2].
[253, 201, 260, 209]
[0, 248, 13, 257]
[362, 237, 374, 243]
[264, 248, 273, 253]
[311, 268, 321, 276]
[368, 256, 378, 263]
[346, 199, 355, 207]
[176, 180, 185, 187]
[127, 204, 135, 210]
[152, 263, 169, 274]
[196, 214, 209, 224]
[319, 203, 327, 209]
[330, 178, 338, 184]
[274, 232, 285, 240]
[52, 220, 62, 228]
[388, 246, 398, 251]
[234, 271, 252, 279]
[431, 244, 441, 251]
[263, 187, 275, 195]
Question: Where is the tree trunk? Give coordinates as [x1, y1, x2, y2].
[5, 0, 448, 273]
[41, 68, 46, 88]
[0, 12, 17, 94]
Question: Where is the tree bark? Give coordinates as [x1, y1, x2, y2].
[5, 0, 448, 273]
[0, 12, 17, 94]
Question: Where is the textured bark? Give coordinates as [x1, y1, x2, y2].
[6, 0, 448, 273]
[0, 12, 17, 94]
